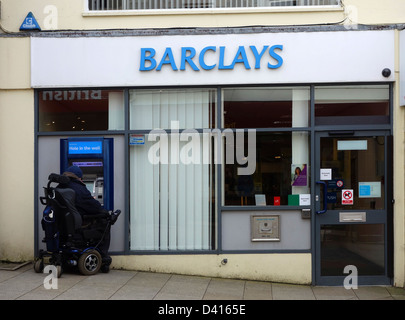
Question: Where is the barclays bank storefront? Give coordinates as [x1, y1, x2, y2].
[33, 26, 396, 285]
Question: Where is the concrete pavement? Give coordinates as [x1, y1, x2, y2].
[1, 262, 405, 301]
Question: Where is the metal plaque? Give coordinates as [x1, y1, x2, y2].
[251, 215, 280, 242]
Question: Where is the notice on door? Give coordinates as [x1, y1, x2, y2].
[359, 182, 381, 198]
[342, 189, 354, 205]
[320, 168, 332, 180]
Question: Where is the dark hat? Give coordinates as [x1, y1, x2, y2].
[65, 165, 83, 179]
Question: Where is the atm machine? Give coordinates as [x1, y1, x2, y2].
[60, 137, 114, 210]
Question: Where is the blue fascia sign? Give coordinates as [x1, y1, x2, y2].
[140, 45, 283, 71]
[19, 12, 41, 31]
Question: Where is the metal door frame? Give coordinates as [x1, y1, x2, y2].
[313, 130, 393, 286]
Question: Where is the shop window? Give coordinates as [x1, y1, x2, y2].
[129, 133, 215, 251]
[129, 88, 216, 251]
[315, 85, 390, 125]
[129, 88, 216, 130]
[38, 89, 125, 132]
[224, 131, 310, 206]
[223, 87, 310, 128]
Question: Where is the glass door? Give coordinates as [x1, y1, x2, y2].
[315, 131, 392, 286]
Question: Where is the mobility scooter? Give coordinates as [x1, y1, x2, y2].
[34, 173, 120, 277]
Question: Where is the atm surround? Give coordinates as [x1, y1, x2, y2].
[60, 137, 114, 211]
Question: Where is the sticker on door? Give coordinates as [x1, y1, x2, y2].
[342, 189, 354, 205]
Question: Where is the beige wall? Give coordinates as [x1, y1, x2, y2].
[393, 30, 405, 287]
[0, 0, 404, 32]
[0, 36, 33, 261]
[112, 253, 312, 284]
[0, 89, 34, 261]
[0, 37, 30, 89]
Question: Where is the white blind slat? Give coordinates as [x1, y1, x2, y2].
[89, 0, 340, 10]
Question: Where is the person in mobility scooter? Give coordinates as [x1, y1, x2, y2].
[34, 166, 120, 277]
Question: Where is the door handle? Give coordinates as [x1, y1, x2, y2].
[316, 181, 327, 214]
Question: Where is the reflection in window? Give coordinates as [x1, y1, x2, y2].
[223, 87, 310, 128]
[315, 85, 389, 125]
[321, 224, 385, 276]
[320, 136, 385, 210]
[224, 131, 310, 206]
[38, 89, 124, 131]
[129, 88, 216, 130]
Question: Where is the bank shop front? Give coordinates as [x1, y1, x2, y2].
[33, 27, 395, 285]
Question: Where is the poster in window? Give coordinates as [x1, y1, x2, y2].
[291, 164, 308, 187]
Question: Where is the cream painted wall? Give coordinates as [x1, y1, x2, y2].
[0, 89, 34, 261]
[344, 0, 405, 25]
[393, 30, 405, 287]
[0, 36, 34, 262]
[0, 0, 404, 32]
[111, 254, 312, 284]
[0, 37, 30, 89]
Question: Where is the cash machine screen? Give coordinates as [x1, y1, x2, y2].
[68, 141, 102, 155]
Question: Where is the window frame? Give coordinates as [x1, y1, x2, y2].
[35, 83, 393, 255]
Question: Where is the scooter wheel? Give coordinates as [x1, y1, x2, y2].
[33, 259, 44, 273]
[78, 250, 102, 275]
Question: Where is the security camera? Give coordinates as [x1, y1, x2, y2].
[382, 68, 391, 78]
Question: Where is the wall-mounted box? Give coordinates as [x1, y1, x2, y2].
[251, 215, 280, 242]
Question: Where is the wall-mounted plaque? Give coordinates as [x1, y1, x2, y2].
[251, 215, 280, 242]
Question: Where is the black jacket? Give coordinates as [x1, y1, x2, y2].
[59, 172, 103, 216]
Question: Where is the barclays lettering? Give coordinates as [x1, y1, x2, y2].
[139, 45, 283, 71]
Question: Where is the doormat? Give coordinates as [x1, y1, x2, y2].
[0, 261, 31, 271]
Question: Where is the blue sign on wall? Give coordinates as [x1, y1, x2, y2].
[19, 12, 41, 31]
[68, 141, 103, 155]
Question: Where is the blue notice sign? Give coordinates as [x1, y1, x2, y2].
[129, 134, 145, 145]
[19, 12, 41, 31]
[68, 141, 103, 155]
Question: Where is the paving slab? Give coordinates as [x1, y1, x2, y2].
[203, 278, 246, 300]
[312, 286, 358, 300]
[243, 280, 273, 300]
[272, 283, 316, 300]
[110, 272, 170, 300]
[387, 286, 405, 300]
[155, 274, 211, 300]
[353, 286, 393, 300]
[54, 269, 136, 300]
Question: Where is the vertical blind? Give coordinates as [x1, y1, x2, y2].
[129, 89, 213, 251]
[88, 0, 340, 10]
[129, 89, 212, 130]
